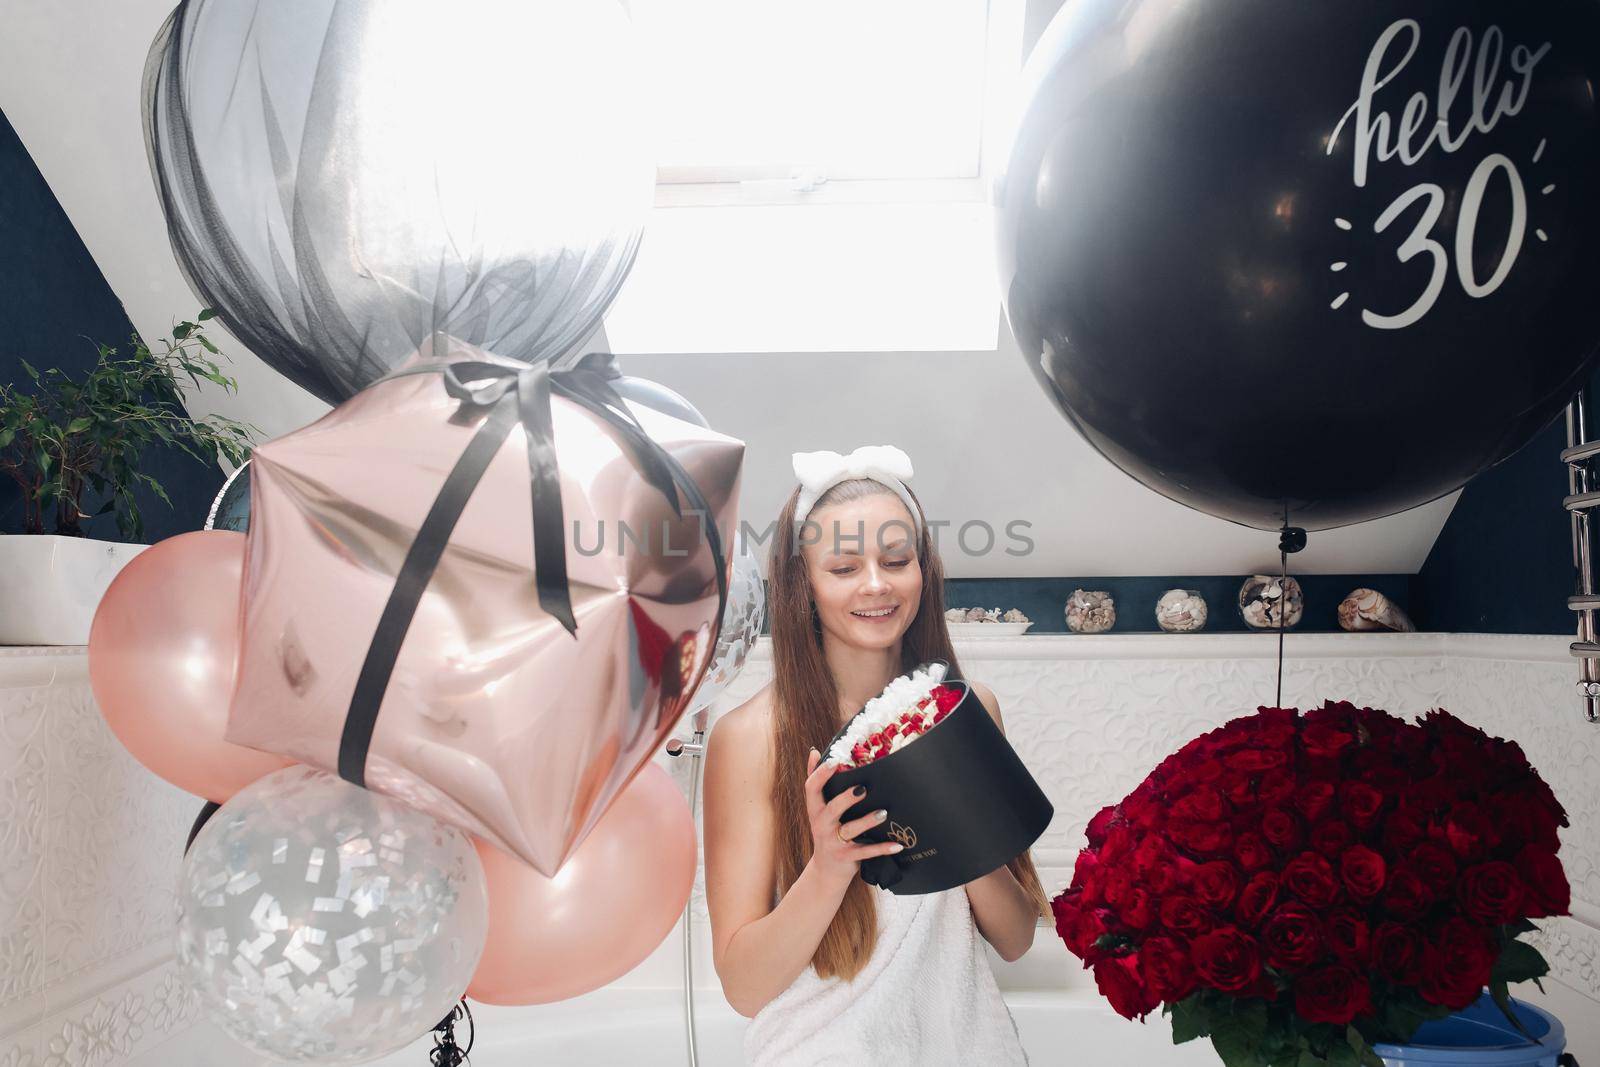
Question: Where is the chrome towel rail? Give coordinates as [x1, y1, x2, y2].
[1562, 392, 1600, 723]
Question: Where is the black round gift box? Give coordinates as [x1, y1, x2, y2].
[820, 674, 1054, 895]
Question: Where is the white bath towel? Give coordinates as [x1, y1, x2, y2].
[741, 882, 1029, 1066]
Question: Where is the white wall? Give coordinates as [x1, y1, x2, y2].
[0, 1, 1464, 579]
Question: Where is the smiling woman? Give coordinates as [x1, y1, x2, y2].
[701, 444, 1049, 1066]
[807, 493, 923, 643]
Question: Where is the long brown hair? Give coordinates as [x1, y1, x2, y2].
[767, 477, 1050, 981]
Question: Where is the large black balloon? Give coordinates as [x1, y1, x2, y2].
[996, 0, 1600, 531]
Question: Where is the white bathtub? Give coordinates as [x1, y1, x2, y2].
[162, 917, 1228, 1065]
[355, 985, 1223, 1067]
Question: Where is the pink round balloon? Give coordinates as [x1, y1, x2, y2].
[88, 529, 291, 803]
[468, 762, 697, 1005]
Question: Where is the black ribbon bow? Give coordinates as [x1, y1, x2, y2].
[337, 350, 729, 787]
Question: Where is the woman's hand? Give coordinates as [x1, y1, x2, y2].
[804, 747, 903, 890]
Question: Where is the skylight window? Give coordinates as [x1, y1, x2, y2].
[632, 0, 992, 183]
[605, 1, 1023, 354]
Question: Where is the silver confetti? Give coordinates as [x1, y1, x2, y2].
[226, 871, 262, 896]
[176, 766, 487, 1064]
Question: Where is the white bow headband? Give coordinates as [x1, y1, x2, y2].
[792, 445, 922, 536]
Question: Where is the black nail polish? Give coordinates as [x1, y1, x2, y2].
[853, 785, 866, 796]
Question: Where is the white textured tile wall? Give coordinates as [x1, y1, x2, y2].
[3, 633, 1596, 1064]
[0, 649, 198, 1067]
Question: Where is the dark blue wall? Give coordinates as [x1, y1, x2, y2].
[1412, 370, 1600, 635]
[0, 108, 223, 542]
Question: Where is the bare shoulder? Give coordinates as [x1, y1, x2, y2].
[713, 684, 774, 740]
[707, 684, 775, 773]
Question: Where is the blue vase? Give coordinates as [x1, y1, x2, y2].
[1371, 992, 1566, 1067]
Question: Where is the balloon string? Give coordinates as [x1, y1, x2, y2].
[1274, 513, 1306, 709]
[1276, 540, 1287, 709]
[429, 999, 473, 1067]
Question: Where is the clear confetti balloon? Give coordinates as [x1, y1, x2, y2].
[683, 545, 765, 722]
[177, 765, 489, 1064]
[203, 458, 251, 532]
[144, 0, 652, 405]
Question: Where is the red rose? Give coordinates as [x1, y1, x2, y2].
[1295, 780, 1338, 823]
[1122, 790, 1163, 831]
[1159, 894, 1215, 939]
[1191, 926, 1264, 994]
[1103, 868, 1136, 910]
[1234, 833, 1273, 872]
[1500, 793, 1562, 852]
[1053, 892, 1110, 960]
[1419, 918, 1496, 1011]
[1171, 785, 1227, 823]
[1132, 835, 1188, 895]
[1381, 806, 1427, 852]
[1192, 861, 1242, 911]
[1339, 781, 1385, 828]
[1516, 845, 1571, 917]
[1409, 842, 1459, 895]
[1303, 700, 1358, 728]
[1310, 820, 1356, 859]
[1363, 764, 1409, 796]
[1355, 706, 1406, 744]
[1527, 777, 1570, 829]
[1169, 819, 1233, 856]
[1101, 824, 1138, 861]
[1095, 954, 1160, 1020]
[1439, 802, 1495, 860]
[1457, 861, 1526, 925]
[1236, 872, 1280, 928]
[1302, 723, 1355, 759]
[1085, 805, 1117, 848]
[1283, 851, 1341, 909]
[931, 684, 962, 713]
[1324, 908, 1370, 966]
[1262, 904, 1324, 969]
[1220, 769, 1255, 806]
[1140, 935, 1198, 1003]
[1122, 886, 1156, 930]
[1382, 865, 1434, 921]
[1252, 706, 1298, 746]
[1339, 846, 1388, 900]
[1226, 747, 1288, 773]
[1405, 774, 1452, 813]
[1259, 769, 1297, 806]
[1294, 964, 1374, 1025]
[1371, 922, 1425, 986]
[1261, 808, 1303, 850]
[1071, 847, 1099, 882]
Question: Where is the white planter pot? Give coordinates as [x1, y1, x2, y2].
[0, 534, 148, 645]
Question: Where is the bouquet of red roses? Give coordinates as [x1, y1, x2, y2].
[1051, 700, 1570, 1067]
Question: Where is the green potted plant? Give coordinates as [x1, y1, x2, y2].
[0, 311, 256, 644]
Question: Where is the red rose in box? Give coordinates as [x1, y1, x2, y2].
[819, 661, 1053, 895]
[1052, 700, 1571, 1067]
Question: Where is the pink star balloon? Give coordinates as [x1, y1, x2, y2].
[225, 337, 743, 874]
